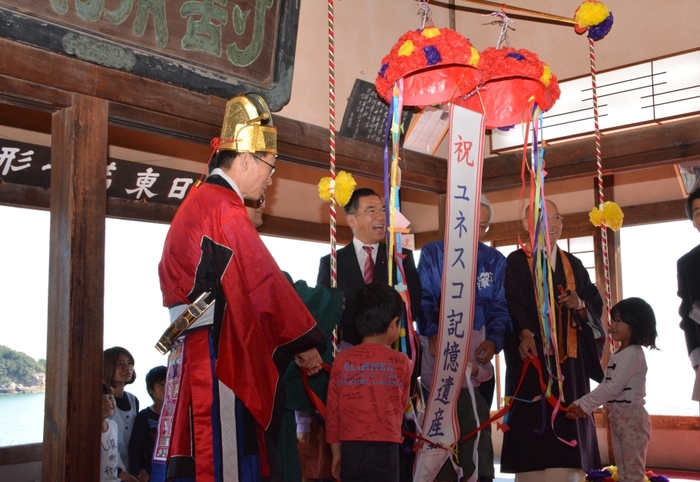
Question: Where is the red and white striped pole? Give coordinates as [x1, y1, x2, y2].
[328, 0, 339, 352]
[590, 38, 613, 340]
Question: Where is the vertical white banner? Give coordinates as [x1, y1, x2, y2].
[414, 104, 485, 482]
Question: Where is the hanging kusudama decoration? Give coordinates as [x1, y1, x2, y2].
[457, 46, 561, 129]
[375, 26, 482, 107]
[574, 0, 614, 41]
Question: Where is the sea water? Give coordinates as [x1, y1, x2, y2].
[0, 392, 44, 447]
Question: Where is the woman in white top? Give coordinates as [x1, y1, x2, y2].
[104, 346, 140, 474]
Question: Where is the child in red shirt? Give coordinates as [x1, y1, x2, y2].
[326, 283, 411, 482]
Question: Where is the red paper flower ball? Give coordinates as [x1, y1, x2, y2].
[375, 27, 482, 106]
[456, 47, 561, 129]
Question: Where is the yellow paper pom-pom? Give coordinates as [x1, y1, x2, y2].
[421, 27, 441, 39]
[589, 201, 624, 231]
[334, 171, 357, 206]
[317, 171, 356, 206]
[398, 40, 415, 57]
[318, 177, 332, 202]
[575, 1, 610, 28]
[540, 65, 552, 87]
[468, 46, 480, 67]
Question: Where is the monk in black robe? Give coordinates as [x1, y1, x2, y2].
[501, 200, 606, 482]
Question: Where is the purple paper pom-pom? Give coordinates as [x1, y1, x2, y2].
[588, 12, 614, 41]
[586, 468, 613, 482]
[423, 45, 442, 66]
[378, 62, 389, 78]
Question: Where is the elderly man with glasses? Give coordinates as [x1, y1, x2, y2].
[500, 199, 606, 482]
[156, 94, 325, 482]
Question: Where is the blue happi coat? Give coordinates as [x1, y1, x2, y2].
[416, 240, 512, 352]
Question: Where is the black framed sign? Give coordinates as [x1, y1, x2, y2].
[340, 79, 414, 147]
[0, 139, 199, 206]
[0, 0, 298, 110]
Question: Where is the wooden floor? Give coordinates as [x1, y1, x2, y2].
[492, 462, 700, 481]
[651, 469, 700, 481]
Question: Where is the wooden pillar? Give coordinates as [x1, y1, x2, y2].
[437, 192, 446, 240]
[42, 94, 108, 482]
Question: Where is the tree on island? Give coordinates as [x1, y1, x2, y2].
[0, 345, 45, 387]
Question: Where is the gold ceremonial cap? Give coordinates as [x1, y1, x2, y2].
[218, 93, 277, 154]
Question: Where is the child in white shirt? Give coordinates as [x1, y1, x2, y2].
[102, 381, 137, 482]
[568, 297, 658, 482]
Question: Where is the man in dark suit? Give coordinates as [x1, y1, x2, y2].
[317, 187, 422, 482]
[677, 186, 700, 407]
[317, 188, 422, 347]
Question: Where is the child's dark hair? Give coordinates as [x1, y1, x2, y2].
[103, 346, 136, 387]
[102, 380, 113, 396]
[611, 297, 658, 349]
[354, 283, 404, 339]
[145, 366, 168, 399]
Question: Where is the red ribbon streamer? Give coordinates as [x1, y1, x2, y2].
[301, 356, 579, 452]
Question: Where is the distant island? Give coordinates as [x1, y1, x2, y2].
[0, 345, 45, 394]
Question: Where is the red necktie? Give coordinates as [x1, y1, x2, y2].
[363, 245, 374, 285]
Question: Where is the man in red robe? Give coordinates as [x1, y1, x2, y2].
[154, 94, 325, 482]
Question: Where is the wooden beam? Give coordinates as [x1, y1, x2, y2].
[483, 211, 593, 246]
[482, 198, 687, 246]
[5, 37, 700, 196]
[0, 184, 177, 223]
[0, 182, 50, 210]
[0, 183, 357, 245]
[257, 214, 353, 246]
[0, 38, 448, 192]
[437, 193, 447, 241]
[0, 74, 72, 112]
[2, 182, 687, 246]
[43, 94, 108, 482]
[0, 443, 42, 466]
[415, 230, 442, 249]
[483, 119, 700, 192]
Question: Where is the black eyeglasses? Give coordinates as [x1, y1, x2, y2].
[244, 193, 265, 209]
[252, 154, 276, 177]
[347, 207, 386, 217]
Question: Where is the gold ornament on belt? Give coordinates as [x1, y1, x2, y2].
[217, 93, 277, 154]
[155, 291, 215, 355]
